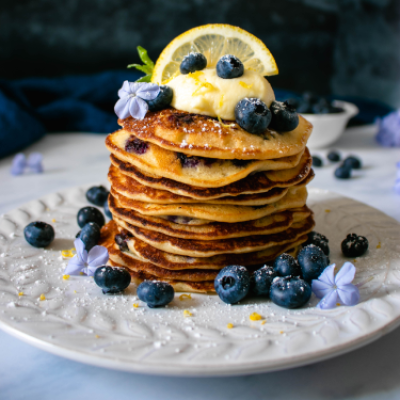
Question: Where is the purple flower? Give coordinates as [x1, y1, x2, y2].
[114, 81, 160, 120]
[27, 152, 43, 173]
[395, 178, 400, 195]
[10, 153, 26, 175]
[376, 110, 400, 147]
[312, 262, 360, 309]
[64, 238, 109, 276]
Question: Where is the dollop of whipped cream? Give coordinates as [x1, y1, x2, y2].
[168, 68, 275, 120]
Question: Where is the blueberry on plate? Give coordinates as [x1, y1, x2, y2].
[214, 265, 250, 304]
[216, 54, 244, 79]
[304, 231, 330, 256]
[94, 266, 131, 294]
[250, 265, 276, 296]
[146, 85, 173, 111]
[137, 281, 175, 308]
[77, 206, 105, 228]
[269, 101, 299, 132]
[103, 196, 112, 219]
[343, 156, 362, 169]
[86, 186, 109, 207]
[77, 222, 100, 251]
[327, 150, 341, 162]
[180, 52, 207, 74]
[270, 276, 311, 309]
[297, 244, 328, 282]
[312, 156, 323, 167]
[235, 98, 271, 135]
[311, 97, 332, 114]
[341, 233, 369, 257]
[24, 221, 55, 248]
[115, 233, 129, 252]
[335, 165, 351, 179]
[273, 253, 301, 277]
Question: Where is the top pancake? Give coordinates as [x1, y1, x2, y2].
[118, 108, 313, 160]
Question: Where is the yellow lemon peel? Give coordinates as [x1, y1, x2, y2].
[219, 94, 224, 108]
[62, 274, 70, 280]
[227, 323, 234, 329]
[61, 248, 75, 258]
[39, 294, 46, 301]
[192, 81, 215, 96]
[239, 81, 253, 89]
[18, 292, 24, 297]
[325, 209, 331, 213]
[377, 242, 381, 249]
[179, 294, 192, 301]
[52, 218, 56, 223]
[217, 115, 235, 128]
[249, 312, 262, 321]
[133, 303, 139, 308]
[261, 320, 267, 325]
[95, 334, 100, 339]
[183, 310, 192, 317]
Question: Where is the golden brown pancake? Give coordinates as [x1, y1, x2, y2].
[118, 108, 313, 160]
[101, 220, 305, 272]
[110, 185, 308, 224]
[109, 193, 311, 240]
[109, 148, 312, 200]
[115, 216, 315, 257]
[106, 129, 306, 188]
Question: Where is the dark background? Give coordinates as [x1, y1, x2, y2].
[0, 0, 399, 107]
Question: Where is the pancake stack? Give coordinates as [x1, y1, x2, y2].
[101, 108, 315, 293]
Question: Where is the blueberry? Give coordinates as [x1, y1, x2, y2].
[115, 233, 129, 252]
[180, 52, 207, 74]
[146, 85, 173, 111]
[341, 233, 369, 257]
[235, 98, 271, 135]
[297, 244, 328, 282]
[327, 150, 341, 162]
[273, 253, 301, 277]
[177, 152, 200, 168]
[94, 266, 131, 294]
[214, 265, 250, 304]
[343, 156, 362, 169]
[86, 185, 109, 207]
[296, 100, 312, 114]
[103, 196, 112, 219]
[77, 222, 100, 251]
[311, 98, 332, 114]
[216, 54, 244, 79]
[24, 221, 55, 248]
[270, 276, 312, 309]
[302, 92, 319, 105]
[335, 165, 351, 179]
[77, 207, 105, 228]
[125, 137, 149, 155]
[269, 101, 299, 132]
[304, 231, 330, 256]
[137, 281, 175, 308]
[312, 156, 323, 167]
[250, 265, 277, 296]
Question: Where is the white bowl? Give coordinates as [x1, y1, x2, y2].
[302, 100, 359, 149]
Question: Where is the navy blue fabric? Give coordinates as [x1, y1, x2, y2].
[0, 71, 141, 159]
[0, 71, 394, 159]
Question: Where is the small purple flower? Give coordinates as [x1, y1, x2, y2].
[27, 152, 43, 173]
[312, 262, 360, 309]
[64, 238, 109, 276]
[10, 153, 26, 175]
[395, 178, 400, 195]
[114, 81, 160, 120]
[376, 110, 400, 147]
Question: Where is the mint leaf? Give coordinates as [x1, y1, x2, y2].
[136, 75, 152, 83]
[137, 46, 154, 68]
[127, 46, 155, 82]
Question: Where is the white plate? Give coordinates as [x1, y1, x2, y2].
[0, 186, 399, 377]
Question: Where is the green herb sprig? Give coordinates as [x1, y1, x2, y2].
[128, 46, 154, 82]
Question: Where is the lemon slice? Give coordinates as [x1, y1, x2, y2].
[151, 24, 278, 85]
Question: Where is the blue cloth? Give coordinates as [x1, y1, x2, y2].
[0, 71, 394, 159]
[0, 71, 141, 159]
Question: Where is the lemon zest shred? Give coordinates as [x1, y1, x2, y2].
[183, 309, 192, 317]
[95, 334, 100, 339]
[179, 294, 192, 301]
[336, 303, 341, 306]
[133, 303, 139, 308]
[62, 274, 70, 281]
[325, 209, 331, 213]
[52, 218, 56, 223]
[249, 312, 262, 321]
[261, 320, 267, 325]
[217, 115, 235, 128]
[227, 323, 234, 329]
[279, 330, 284, 334]
[189, 71, 204, 82]
[192, 82, 215, 96]
[239, 81, 253, 89]
[79, 272, 85, 276]
[18, 292, 24, 297]
[61, 248, 75, 258]
[376, 242, 381, 249]
[73, 290, 77, 294]
[39, 294, 46, 301]
[219, 94, 224, 108]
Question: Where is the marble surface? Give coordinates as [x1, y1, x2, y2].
[1, 125, 400, 399]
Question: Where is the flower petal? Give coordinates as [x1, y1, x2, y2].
[335, 262, 356, 286]
[136, 83, 160, 100]
[64, 256, 85, 275]
[84, 265, 101, 277]
[87, 245, 109, 268]
[317, 264, 336, 286]
[114, 97, 132, 119]
[10, 153, 26, 176]
[312, 280, 334, 299]
[129, 97, 148, 120]
[74, 238, 87, 263]
[337, 284, 360, 306]
[317, 289, 338, 310]
[118, 81, 132, 98]
[27, 152, 43, 173]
